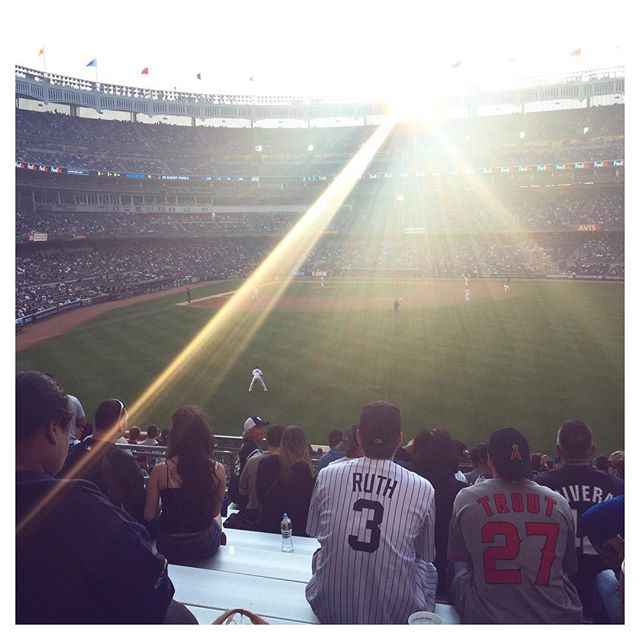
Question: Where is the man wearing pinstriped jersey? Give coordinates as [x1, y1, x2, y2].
[305, 401, 438, 624]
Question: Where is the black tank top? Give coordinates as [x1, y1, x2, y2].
[159, 462, 214, 534]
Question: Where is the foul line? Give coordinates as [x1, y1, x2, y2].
[177, 280, 280, 306]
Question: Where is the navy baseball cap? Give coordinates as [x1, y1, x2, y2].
[359, 401, 401, 445]
[243, 416, 269, 434]
[488, 427, 531, 480]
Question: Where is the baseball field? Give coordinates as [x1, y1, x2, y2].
[16, 277, 624, 454]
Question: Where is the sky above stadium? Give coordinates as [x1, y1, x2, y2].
[13, 0, 626, 100]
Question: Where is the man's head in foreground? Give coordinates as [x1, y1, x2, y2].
[16, 371, 72, 476]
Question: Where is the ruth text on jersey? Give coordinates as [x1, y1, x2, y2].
[352, 472, 398, 499]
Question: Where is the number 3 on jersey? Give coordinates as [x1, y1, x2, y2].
[348, 499, 384, 553]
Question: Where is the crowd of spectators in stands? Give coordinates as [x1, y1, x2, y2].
[16, 210, 302, 241]
[15, 233, 624, 319]
[15, 239, 273, 318]
[15, 188, 623, 242]
[16, 370, 624, 624]
[16, 105, 624, 177]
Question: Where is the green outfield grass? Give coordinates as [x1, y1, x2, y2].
[16, 278, 624, 455]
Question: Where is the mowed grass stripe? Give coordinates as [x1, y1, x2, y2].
[16, 279, 623, 453]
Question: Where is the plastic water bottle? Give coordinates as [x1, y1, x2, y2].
[281, 513, 293, 552]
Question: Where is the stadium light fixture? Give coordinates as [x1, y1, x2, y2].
[519, 131, 526, 139]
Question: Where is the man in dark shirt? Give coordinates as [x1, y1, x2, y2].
[316, 428, 347, 471]
[536, 419, 624, 618]
[228, 416, 268, 507]
[59, 398, 146, 523]
[464, 443, 488, 484]
[16, 370, 195, 623]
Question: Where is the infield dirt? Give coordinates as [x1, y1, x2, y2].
[188, 279, 505, 312]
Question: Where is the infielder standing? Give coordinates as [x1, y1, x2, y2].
[248, 367, 267, 392]
[305, 401, 438, 624]
[465, 288, 471, 302]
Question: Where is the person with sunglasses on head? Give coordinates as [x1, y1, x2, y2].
[59, 398, 146, 524]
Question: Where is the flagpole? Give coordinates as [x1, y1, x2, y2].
[38, 45, 47, 73]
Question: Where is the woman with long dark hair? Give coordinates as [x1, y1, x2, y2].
[144, 407, 225, 563]
[401, 428, 467, 594]
[255, 425, 315, 536]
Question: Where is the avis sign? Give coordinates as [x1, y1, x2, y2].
[572, 224, 603, 232]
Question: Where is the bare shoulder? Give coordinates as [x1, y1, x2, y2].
[144, 461, 164, 487]
[150, 461, 167, 478]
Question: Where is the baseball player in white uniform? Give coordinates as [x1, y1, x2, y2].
[465, 288, 471, 302]
[253, 287, 260, 301]
[248, 367, 267, 391]
[306, 401, 438, 624]
[447, 427, 582, 623]
[464, 275, 469, 288]
[320, 276, 325, 288]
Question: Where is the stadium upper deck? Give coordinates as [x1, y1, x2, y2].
[15, 64, 624, 125]
[16, 104, 623, 178]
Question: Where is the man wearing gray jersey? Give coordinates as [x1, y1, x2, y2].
[448, 427, 583, 623]
[305, 401, 437, 624]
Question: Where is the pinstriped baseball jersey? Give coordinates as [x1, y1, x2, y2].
[448, 478, 583, 623]
[305, 457, 437, 624]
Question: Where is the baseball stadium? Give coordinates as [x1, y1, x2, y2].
[15, 4, 626, 627]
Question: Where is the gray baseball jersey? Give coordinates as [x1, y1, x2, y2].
[448, 478, 583, 623]
[305, 457, 437, 624]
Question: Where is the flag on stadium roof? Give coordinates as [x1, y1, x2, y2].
[141, 67, 149, 75]
[86, 58, 97, 67]
[571, 48, 582, 56]
[196, 72, 201, 80]
[451, 60, 462, 69]
[38, 47, 45, 56]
